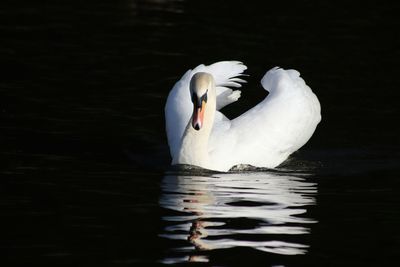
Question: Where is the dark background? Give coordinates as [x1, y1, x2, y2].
[2, 0, 400, 266]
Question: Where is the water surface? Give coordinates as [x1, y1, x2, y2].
[160, 170, 317, 263]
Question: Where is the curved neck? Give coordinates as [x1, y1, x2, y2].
[173, 94, 216, 169]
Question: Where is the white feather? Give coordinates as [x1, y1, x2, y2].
[165, 61, 321, 171]
[165, 61, 247, 157]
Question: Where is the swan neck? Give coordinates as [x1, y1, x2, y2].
[174, 94, 216, 169]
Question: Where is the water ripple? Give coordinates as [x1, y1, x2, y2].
[159, 171, 317, 263]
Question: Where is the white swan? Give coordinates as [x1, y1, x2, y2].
[165, 61, 321, 172]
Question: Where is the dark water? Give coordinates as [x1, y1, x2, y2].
[2, 0, 400, 266]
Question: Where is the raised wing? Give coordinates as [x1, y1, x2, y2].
[209, 67, 321, 170]
[165, 61, 247, 158]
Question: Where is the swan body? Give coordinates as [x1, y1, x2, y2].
[165, 61, 321, 172]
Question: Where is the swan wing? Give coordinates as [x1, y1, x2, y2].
[165, 61, 247, 158]
[209, 67, 321, 171]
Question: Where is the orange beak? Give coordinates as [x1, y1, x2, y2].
[192, 100, 206, 130]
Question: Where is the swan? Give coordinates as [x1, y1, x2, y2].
[165, 61, 321, 172]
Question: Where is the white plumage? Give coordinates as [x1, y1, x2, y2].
[165, 61, 321, 172]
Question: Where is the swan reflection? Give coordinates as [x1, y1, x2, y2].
[160, 171, 317, 263]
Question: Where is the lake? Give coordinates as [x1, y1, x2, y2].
[2, 0, 399, 266]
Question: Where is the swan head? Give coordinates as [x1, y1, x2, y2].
[190, 72, 215, 131]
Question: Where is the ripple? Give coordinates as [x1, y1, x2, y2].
[159, 171, 317, 264]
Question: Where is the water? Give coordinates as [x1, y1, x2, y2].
[160, 170, 317, 263]
[2, 0, 400, 266]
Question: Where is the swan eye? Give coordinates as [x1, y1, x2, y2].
[200, 90, 208, 103]
[202, 91, 208, 103]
